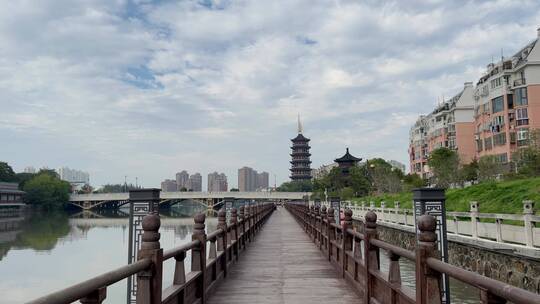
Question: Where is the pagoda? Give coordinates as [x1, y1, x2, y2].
[290, 115, 312, 181]
[334, 148, 362, 175]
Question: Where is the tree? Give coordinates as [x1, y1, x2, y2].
[478, 155, 505, 181]
[0, 161, 16, 182]
[14, 172, 36, 189]
[428, 148, 459, 188]
[277, 180, 313, 192]
[459, 159, 478, 183]
[23, 173, 71, 210]
[78, 184, 94, 194]
[402, 173, 426, 190]
[512, 129, 540, 177]
[364, 159, 403, 194]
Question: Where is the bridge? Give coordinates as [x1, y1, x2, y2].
[68, 191, 310, 210]
[28, 203, 540, 304]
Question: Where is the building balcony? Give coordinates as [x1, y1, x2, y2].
[513, 78, 526, 87]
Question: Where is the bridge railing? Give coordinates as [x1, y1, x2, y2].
[28, 203, 276, 304]
[286, 203, 540, 304]
[320, 200, 539, 248]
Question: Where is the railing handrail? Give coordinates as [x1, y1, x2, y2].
[163, 240, 200, 260]
[287, 202, 540, 304]
[27, 258, 152, 304]
[426, 257, 539, 304]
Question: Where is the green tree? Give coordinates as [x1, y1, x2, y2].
[402, 173, 426, 190]
[364, 159, 403, 194]
[428, 148, 459, 188]
[478, 155, 505, 181]
[14, 172, 36, 189]
[23, 173, 71, 210]
[459, 159, 479, 182]
[0, 161, 16, 182]
[277, 180, 313, 192]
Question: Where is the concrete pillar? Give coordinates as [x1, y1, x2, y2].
[369, 201, 375, 210]
[394, 201, 400, 224]
[523, 200, 534, 247]
[380, 201, 386, 221]
[470, 201, 479, 239]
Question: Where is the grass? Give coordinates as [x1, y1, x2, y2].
[351, 177, 540, 215]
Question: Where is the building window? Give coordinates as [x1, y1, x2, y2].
[476, 139, 483, 152]
[517, 128, 529, 146]
[491, 77, 502, 89]
[492, 96, 504, 113]
[494, 153, 508, 163]
[484, 137, 493, 150]
[515, 87, 528, 106]
[493, 133, 506, 146]
[516, 108, 529, 126]
[507, 94, 513, 109]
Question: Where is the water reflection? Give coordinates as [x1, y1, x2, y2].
[0, 203, 215, 303]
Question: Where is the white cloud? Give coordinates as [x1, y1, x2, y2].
[1, 0, 539, 187]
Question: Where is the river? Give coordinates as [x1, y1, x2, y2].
[0, 206, 479, 303]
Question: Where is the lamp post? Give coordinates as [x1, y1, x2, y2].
[413, 188, 450, 304]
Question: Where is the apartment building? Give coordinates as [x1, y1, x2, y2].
[409, 83, 475, 178]
[208, 172, 228, 192]
[474, 29, 540, 164]
[409, 28, 540, 176]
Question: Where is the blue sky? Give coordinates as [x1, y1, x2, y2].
[1, 0, 539, 188]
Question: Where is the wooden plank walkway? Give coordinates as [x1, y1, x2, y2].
[207, 206, 361, 304]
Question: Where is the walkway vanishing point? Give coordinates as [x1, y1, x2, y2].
[28, 202, 540, 304]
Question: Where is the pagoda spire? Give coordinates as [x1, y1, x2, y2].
[297, 113, 303, 134]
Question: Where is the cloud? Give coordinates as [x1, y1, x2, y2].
[1, 0, 539, 187]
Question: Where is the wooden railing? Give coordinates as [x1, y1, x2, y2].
[286, 203, 540, 304]
[27, 203, 275, 304]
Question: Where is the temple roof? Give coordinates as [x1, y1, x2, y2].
[291, 133, 310, 142]
[334, 148, 362, 163]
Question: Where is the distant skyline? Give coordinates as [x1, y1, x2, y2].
[2, 1, 540, 187]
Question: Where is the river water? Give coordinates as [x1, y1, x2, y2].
[1, 206, 480, 303]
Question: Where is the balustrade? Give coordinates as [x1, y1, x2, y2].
[286, 202, 540, 304]
[28, 203, 276, 304]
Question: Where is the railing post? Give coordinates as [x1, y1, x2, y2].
[363, 211, 379, 304]
[173, 251, 186, 285]
[415, 214, 442, 304]
[523, 200, 534, 247]
[315, 205, 320, 244]
[394, 201, 400, 223]
[453, 216, 459, 235]
[80, 287, 106, 304]
[321, 205, 327, 250]
[388, 251, 401, 303]
[470, 201, 479, 239]
[231, 208, 239, 260]
[191, 213, 207, 303]
[217, 208, 228, 277]
[342, 208, 353, 278]
[380, 201, 386, 221]
[370, 201, 375, 210]
[361, 201, 365, 211]
[480, 289, 507, 304]
[239, 206, 245, 249]
[136, 213, 163, 304]
[327, 207, 335, 261]
[495, 218, 503, 243]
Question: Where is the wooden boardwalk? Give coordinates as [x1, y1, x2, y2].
[207, 207, 360, 304]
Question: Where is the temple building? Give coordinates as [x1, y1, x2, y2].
[290, 116, 312, 181]
[334, 148, 362, 175]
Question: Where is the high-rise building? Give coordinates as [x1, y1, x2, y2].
[473, 28, 540, 165]
[256, 172, 269, 190]
[161, 179, 177, 192]
[23, 166, 36, 174]
[208, 172, 228, 192]
[176, 170, 189, 190]
[290, 115, 312, 180]
[409, 82, 476, 179]
[57, 167, 90, 184]
[238, 167, 257, 192]
[187, 173, 202, 192]
[410, 29, 540, 179]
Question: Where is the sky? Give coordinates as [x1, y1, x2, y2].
[1, 0, 540, 189]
